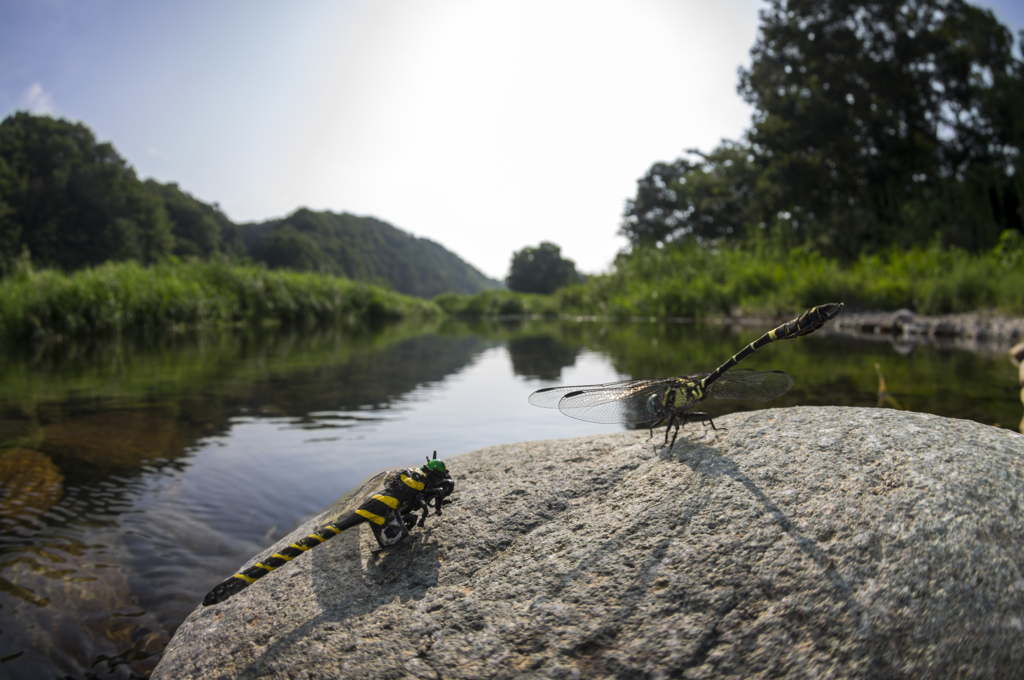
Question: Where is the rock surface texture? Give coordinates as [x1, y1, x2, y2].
[154, 406, 1024, 679]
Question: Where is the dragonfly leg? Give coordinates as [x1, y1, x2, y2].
[416, 494, 433, 527]
[402, 511, 418, 530]
[664, 415, 681, 449]
[685, 412, 717, 430]
[424, 482, 454, 517]
[663, 412, 721, 450]
[410, 484, 450, 527]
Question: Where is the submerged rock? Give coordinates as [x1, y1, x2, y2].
[155, 407, 1024, 679]
[0, 448, 64, 528]
[1, 529, 168, 679]
[40, 408, 189, 470]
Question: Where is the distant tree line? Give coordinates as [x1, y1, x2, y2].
[0, 112, 500, 298]
[621, 0, 1024, 259]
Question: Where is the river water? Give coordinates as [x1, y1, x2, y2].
[0, 317, 1019, 678]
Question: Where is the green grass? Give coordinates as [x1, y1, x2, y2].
[0, 259, 441, 342]
[555, 233, 1024, 318]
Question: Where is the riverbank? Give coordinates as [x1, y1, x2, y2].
[829, 308, 1024, 348]
[706, 307, 1024, 351]
[437, 239, 1024, 345]
[439, 297, 1024, 350]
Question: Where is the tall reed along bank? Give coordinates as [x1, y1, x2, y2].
[0, 259, 442, 343]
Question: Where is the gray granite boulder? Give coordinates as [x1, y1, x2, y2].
[154, 406, 1024, 679]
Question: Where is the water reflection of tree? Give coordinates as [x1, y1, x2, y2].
[506, 335, 581, 381]
[0, 321, 495, 476]
[232, 333, 495, 417]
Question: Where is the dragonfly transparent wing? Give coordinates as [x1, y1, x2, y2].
[706, 368, 794, 402]
[531, 377, 693, 425]
[317, 467, 397, 526]
[528, 378, 646, 409]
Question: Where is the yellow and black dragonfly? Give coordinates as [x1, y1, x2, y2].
[528, 303, 843, 448]
[202, 452, 455, 605]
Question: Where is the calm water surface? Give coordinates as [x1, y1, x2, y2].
[0, 317, 1019, 678]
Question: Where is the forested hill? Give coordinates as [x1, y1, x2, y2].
[242, 210, 500, 298]
[0, 112, 501, 297]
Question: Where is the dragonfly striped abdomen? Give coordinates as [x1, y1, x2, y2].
[202, 452, 455, 606]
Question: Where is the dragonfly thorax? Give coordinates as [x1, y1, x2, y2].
[647, 379, 703, 414]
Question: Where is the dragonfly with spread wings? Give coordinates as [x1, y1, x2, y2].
[528, 303, 843, 448]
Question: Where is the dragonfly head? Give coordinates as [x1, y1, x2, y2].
[424, 450, 447, 474]
[423, 451, 455, 505]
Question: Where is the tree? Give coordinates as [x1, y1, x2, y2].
[737, 0, 1023, 255]
[147, 180, 246, 259]
[0, 112, 175, 271]
[258, 223, 325, 272]
[621, 0, 1024, 259]
[620, 140, 757, 247]
[0, 155, 21, 274]
[506, 242, 582, 294]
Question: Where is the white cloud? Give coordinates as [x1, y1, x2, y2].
[22, 82, 55, 114]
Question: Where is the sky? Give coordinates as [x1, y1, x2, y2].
[1, 1, 1022, 281]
